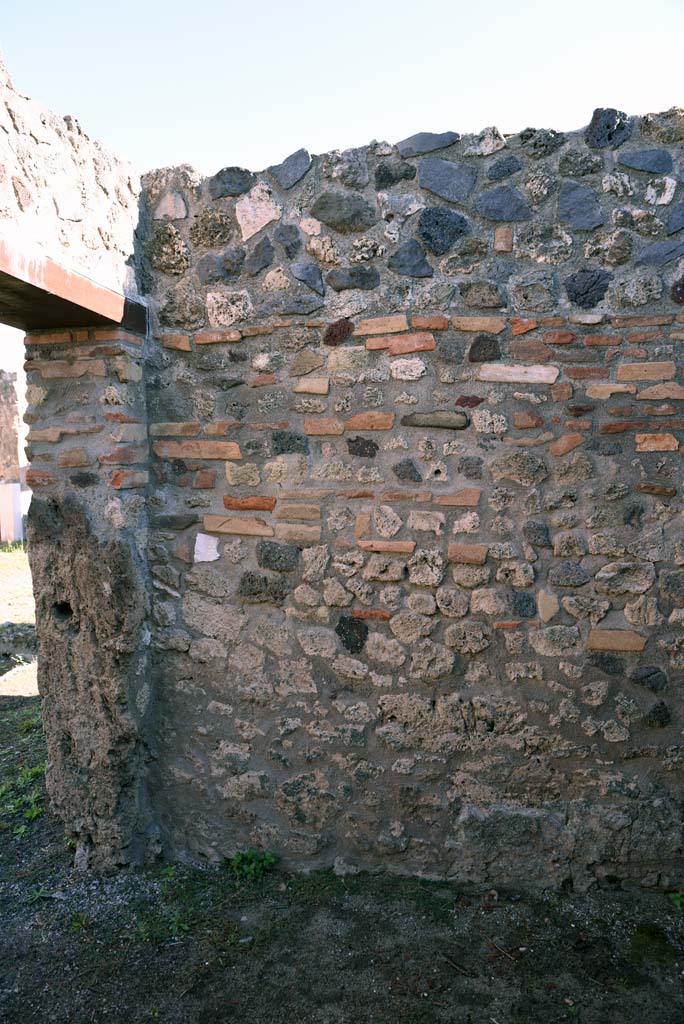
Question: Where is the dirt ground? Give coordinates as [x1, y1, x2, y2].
[1, 545, 684, 1024]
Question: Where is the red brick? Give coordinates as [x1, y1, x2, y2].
[98, 445, 147, 465]
[388, 333, 435, 355]
[509, 339, 552, 363]
[204, 421, 242, 435]
[304, 417, 344, 435]
[635, 483, 677, 496]
[635, 433, 679, 452]
[548, 433, 585, 456]
[92, 329, 143, 346]
[153, 440, 242, 460]
[345, 412, 394, 430]
[351, 608, 391, 621]
[149, 422, 201, 437]
[108, 470, 148, 489]
[599, 421, 646, 434]
[513, 411, 544, 429]
[544, 331, 576, 345]
[434, 488, 481, 507]
[447, 543, 488, 565]
[58, 448, 90, 468]
[610, 315, 674, 327]
[584, 333, 620, 347]
[617, 362, 676, 382]
[160, 333, 191, 351]
[358, 540, 416, 554]
[353, 314, 409, 336]
[494, 226, 513, 252]
[193, 469, 216, 489]
[25, 330, 73, 346]
[25, 469, 56, 487]
[510, 318, 538, 336]
[223, 496, 277, 511]
[203, 514, 274, 537]
[412, 314, 449, 331]
[565, 367, 609, 380]
[587, 629, 646, 652]
[194, 329, 241, 344]
[452, 316, 506, 333]
[626, 330, 661, 344]
[550, 382, 573, 401]
[249, 373, 278, 388]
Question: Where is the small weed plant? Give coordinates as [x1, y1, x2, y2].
[224, 848, 277, 882]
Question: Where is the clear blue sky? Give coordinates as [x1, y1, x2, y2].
[2, 0, 684, 176]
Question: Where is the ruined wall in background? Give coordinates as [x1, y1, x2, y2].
[0, 55, 140, 295]
[125, 108, 684, 890]
[0, 368, 19, 481]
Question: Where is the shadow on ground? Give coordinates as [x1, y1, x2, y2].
[1, 685, 684, 1024]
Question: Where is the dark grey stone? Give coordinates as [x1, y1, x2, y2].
[512, 591, 536, 618]
[335, 615, 368, 654]
[468, 334, 500, 362]
[387, 240, 433, 278]
[237, 571, 289, 604]
[418, 207, 470, 255]
[196, 253, 227, 284]
[274, 224, 302, 257]
[588, 652, 625, 676]
[666, 204, 684, 236]
[69, 472, 99, 487]
[292, 262, 325, 295]
[257, 292, 325, 316]
[396, 130, 460, 158]
[208, 166, 255, 199]
[672, 276, 684, 304]
[659, 569, 684, 605]
[347, 436, 379, 458]
[559, 181, 604, 230]
[245, 236, 274, 276]
[547, 562, 590, 587]
[256, 540, 299, 573]
[268, 148, 311, 189]
[374, 159, 416, 189]
[326, 265, 380, 291]
[418, 157, 478, 204]
[520, 127, 567, 159]
[635, 238, 684, 267]
[272, 430, 309, 455]
[644, 700, 671, 728]
[222, 247, 246, 277]
[564, 268, 612, 309]
[151, 514, 199, 530]
[392, 458, 422, 482]
[523, 521, 551, 548]
[458, 455, 483, 479]
[400, 411, 469, 430]
[585, 108, 633, 149]
[618, 149, 673, 174]
[487, 155, 522, 181]
[310, 191, 378, 233]
[631, 665, 668, 692]
[474, 185, 532, 222]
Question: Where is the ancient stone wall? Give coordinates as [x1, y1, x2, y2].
[22, 105, 684, 888]
[0, 54, 140, 295]
[0, 368, 19, 481]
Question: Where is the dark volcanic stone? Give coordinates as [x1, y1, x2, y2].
[335, 615, 369, 654]
[547, 561, 590, 587]
[258, 292, 324, 316]
[237, 571, 289, 604]
[374, 159, 417, 189]
[458, 455, 483, 479]
[245, 236, 274, 275]
[564, 268, 612, 309]
[487, 155, 522, 181]
[644, 700, 671, 728]
[475, 185, 532, 222]
[585, 108, 633, 149]
[323, 318, 355, 346]
[659, 569, 684, 605]
[671, 276, 684, 304]
[274, 224, 302, 257]
[418, 157, 478, 204]
[418, 207, 470, 255]
[387, 240, 433, 278]
[468, 334, 501, 362]
[272, 430, 309, 455]
[268, 148, 311, 189]
[631, 665, 668, 692]
[559, 181, 604, 230]
[588, 652, 625, 676]
[618, 149, 673, 174]
[208, 166, 255, 199]
[152, 514, 199, 530]
[221, 247, 247, 277]
[512, 591, 536, 618]
[635, 238, 684, 267]
[520, 127, 567, 158]
[347, 436, 379, 458]
[666, 204, 684, 236]
[196, 254, 228, 284]
[396, 131, 460, 158]
[326, 265, 380, 291]
[392, 458, 422, 482]
[400, 411, 469, 429]
[70, 472, 98, 487]
[292, 262, 325, 295]
[310, 190, 378, 233]
[256, 540, 299, 573]
[523, 521, 551, 548]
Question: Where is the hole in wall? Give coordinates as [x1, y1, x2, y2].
[52, 600, 73, 623]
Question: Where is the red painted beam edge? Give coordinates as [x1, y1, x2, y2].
[0, 239, 125, 323]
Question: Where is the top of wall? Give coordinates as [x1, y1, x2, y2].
[0, 54, 140, 297]
[140, 107, 684, 333]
